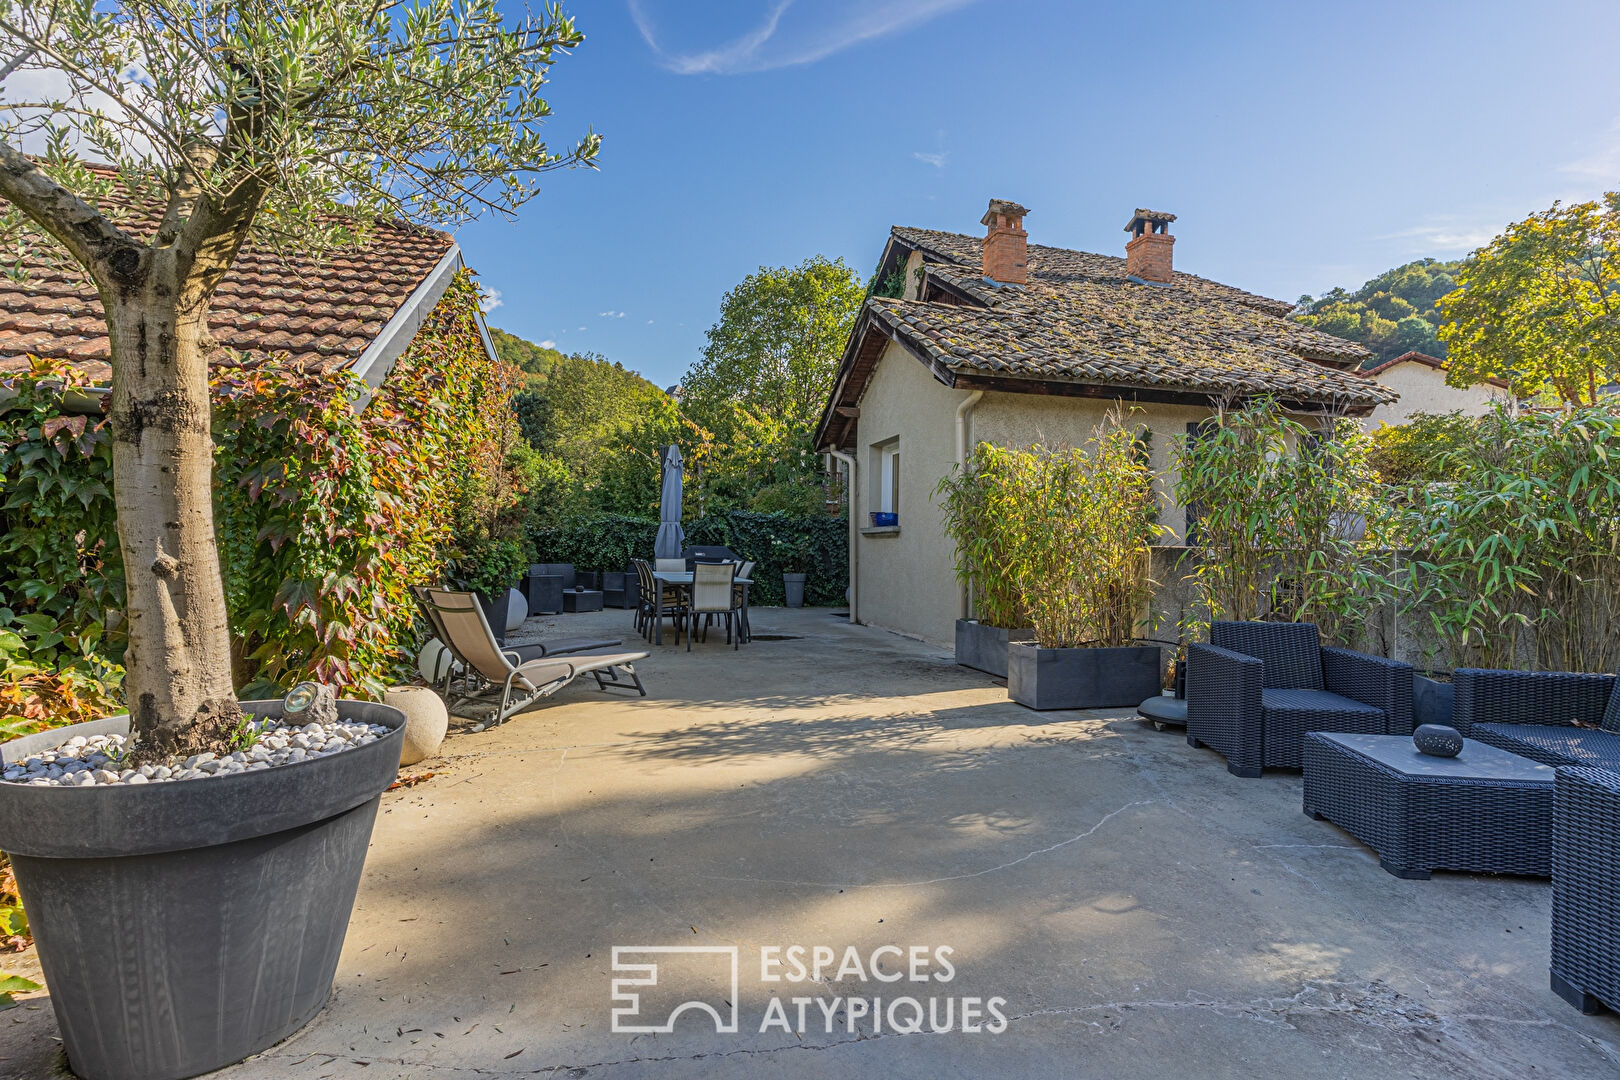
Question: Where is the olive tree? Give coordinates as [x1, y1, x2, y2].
[0, 0, 597, 757]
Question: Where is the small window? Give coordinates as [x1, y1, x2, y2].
[870, 438, 900, 518]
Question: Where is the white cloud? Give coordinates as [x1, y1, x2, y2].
[1562, 119, 1620, 188]
[539, 339, 556, 349]
[1378, 220, 1504, 255]
[629, 0, 978, 76]
[478, 286, 503, 312]
[912, 150, 947, 168]
[598, 310, 626, 318]
[578, 325, 587, 331]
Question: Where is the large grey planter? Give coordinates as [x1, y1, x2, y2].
[954, 619, 1036, 679]
[1413, 674, 1455, 729]
[1007, 642, 1163, 710]
[0, 698, 405, 1080]
[783, 572, 807, 608]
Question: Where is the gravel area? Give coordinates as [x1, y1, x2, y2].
[1, 719, 387, 787]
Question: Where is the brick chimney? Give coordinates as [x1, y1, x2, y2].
[1124, 209, 1177, 283]
[981, 199, 1030, 285]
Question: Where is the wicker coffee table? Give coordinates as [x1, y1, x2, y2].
[1302, 731, 1555, 879]
[562, 589, 604, 613]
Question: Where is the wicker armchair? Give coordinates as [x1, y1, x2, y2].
[1452, 669, 1620, 770]
[1187, 621, 1414, 777]
[1551, 766, 1620, 1014]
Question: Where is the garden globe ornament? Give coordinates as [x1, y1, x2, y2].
[505, 587, 527, 632]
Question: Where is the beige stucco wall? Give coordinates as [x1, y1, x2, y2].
[1362, 363, 1502, 429]
[847, 344, 1231, 646]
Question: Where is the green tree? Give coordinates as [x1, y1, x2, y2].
[1439, 194, 1620, 405]
[1295, 258, 1463, 365]
[0, 0, 596, 756]
[489, 327, 565, 389]
[681, 255, 865, 443]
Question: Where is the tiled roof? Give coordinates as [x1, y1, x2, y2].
[0, 177, 455, 383]
[884, 226, 1386, 403]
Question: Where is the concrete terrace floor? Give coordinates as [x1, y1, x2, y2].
[2, 606, 1618, 1078]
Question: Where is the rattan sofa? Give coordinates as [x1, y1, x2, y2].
[1551, 765, 1620, 1014]
[1187, 621, 1414, 777]
[1452, 669, 1620, 770]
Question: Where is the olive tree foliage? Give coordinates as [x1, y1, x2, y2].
[1438, 194, 1620, 405]
[0, 0, 597, 758]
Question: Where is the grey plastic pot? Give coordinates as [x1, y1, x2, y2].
[0, 698, 405, 1080]
[954, 619, 1036, 679]
[783, 572, 807, 608]
[1007, 642, 1163, 710]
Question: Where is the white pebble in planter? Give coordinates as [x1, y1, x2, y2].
[385, 685, 449, 765]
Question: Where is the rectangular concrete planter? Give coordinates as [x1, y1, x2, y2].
[955, 619, 1036, 679]
[1414, 674, 1456, 729]
[1007, 642, 1163, 710]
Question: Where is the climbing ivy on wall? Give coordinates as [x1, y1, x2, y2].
[0, 271, 520, 721]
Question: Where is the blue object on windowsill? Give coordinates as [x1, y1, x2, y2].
[870, 511, 898, 527]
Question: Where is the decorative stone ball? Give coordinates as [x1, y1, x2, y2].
[505, 587, 528, 632]
[1413, 723, 1464, 757]
[416, 638, 459, 684]
[385, 686, 449, 766]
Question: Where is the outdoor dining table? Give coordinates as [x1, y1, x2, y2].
[650, 570, 752, 646]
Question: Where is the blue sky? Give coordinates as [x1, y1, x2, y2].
[458, 0, 1620, 388]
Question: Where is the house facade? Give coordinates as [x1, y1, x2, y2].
[1358, 351, 1506, 429]
[813, 200, 1395, 646]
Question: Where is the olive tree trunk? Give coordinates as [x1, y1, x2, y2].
[103, 252, 241, 759]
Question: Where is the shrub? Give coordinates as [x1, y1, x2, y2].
[935, 444, 1028, 630]
[1367, 411, 1480, 488]
[1172, 399, 1394, 644]
[1398, 402, 1620, 672]
[996, 415, 1163, 648]
[530, 510, 848, 606]
[0, 272, 520, 715]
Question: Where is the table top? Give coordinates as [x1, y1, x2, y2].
[652, 571, 752, 586]
[1314, 732, 1555, 783]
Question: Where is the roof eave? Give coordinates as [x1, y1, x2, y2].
[350, 243, 464, 412]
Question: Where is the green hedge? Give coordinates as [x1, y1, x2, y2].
[530, 511, 848, 606]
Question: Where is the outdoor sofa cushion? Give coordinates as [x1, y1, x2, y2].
[1468, 723, 1620, 772]
[1258, 689, 1385, 769]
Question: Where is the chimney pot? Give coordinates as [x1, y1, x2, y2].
[1124, 208, 1176, 283]
[981, 198, 1030, 285]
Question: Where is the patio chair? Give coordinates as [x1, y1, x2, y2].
[733, 559, 755, 642]
[1551, 765, 1620, 1015]
[633, 559, 687, 644]
[1451, 668, 1620, 770]
[418, 588, 647, 723]
[654, 558, 686, 573]
[688, 561, 741, 651]
[1186, 621, 1413, 777]
[410, 586, 621, 690]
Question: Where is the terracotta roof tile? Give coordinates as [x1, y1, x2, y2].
[876, 225, 1387, 407]
[0, 171, 454, 380]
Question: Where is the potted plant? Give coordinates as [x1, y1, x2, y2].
[450, 536, 531, 643]
[774, 534, 812, 607]
[0, 4, 596, 1077]
[1002, 418, 1166, 710]
[937, 443, 1034, 678]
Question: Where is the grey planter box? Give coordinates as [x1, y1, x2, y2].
[783, 572, 807, 608]
[1007, 642, 1163, 710]
[954, 619, 1036, 679]
[1414, 674, 1456, 729]
[0, 699, 405, 1080]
